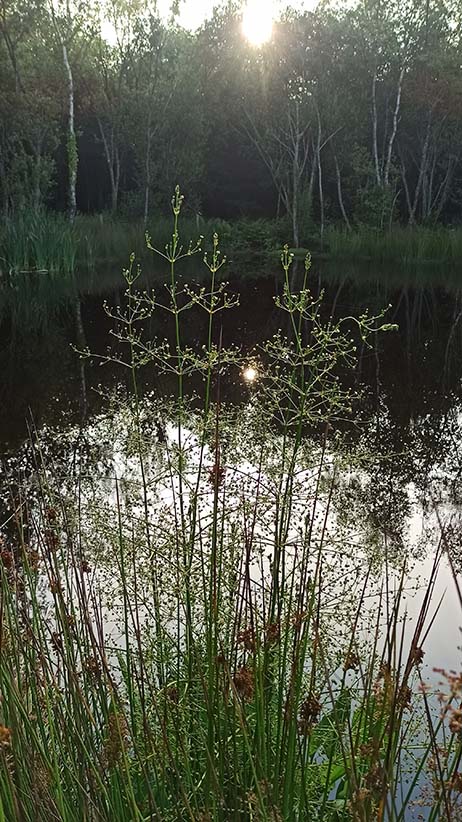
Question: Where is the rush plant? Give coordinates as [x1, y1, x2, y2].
[0, 189, 450, 822]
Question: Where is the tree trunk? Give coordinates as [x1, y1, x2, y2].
[112, 147, 120, 214]
[63, 42, 77, 223]
[371, 71, 381, 186]
[317, 156, 324, 248]
[276, 189, 282, 219]
[399, 156, 414, 224]
[333, 153, 351, 230]
[410, 118, 431, 224]
[98, 119, 119, 214]
[422, 170, 429, 220]
[0, 11, 25, 94]
[315, 106, 324, 247]
[144, 122, 152, 227]
[33, 143, 42, 213]
[308, 157, 316, 209]
[384, 66, 405, 186]
[426, 151, 438, 219]
[292, 101, 300, 248]
[0, 136, 8, 215]
[432, 155, 456, 222]
[318, 155, 324, 248]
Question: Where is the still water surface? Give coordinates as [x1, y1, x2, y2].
[2, 258, 462, 451]
[1, 259, 462, 680]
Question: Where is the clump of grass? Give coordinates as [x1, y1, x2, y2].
[0, 189, 454, 821]
[325, 225, 462, 266]
[75, 213, 186, 270]
[0, 210, 77, 277]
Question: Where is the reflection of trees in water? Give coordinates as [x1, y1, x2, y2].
[3, 268, 462, 479]
[439, 516, 462, 578]
[0, 395, 419, 596]
[0, 324, 74, 448]
[310, 274, 462, 556]
[74, 299, 88, 424]
[3, 262, 462, 590]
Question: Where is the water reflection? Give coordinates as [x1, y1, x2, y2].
[1, 261, 462, 455]
[2, 261, 462, 562]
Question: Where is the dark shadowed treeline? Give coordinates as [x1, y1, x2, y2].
[1, 0, 462, 243]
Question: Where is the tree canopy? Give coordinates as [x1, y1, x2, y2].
[1, 0, 462, 239]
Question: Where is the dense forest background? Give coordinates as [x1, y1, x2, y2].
[1, 0, 462, 245]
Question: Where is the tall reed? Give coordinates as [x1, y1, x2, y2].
[326, 225, 462, 266]
[0, 189, 453, 821]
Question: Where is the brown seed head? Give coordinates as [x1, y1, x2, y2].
[298, 694, 321, 735]
[449, 709, 462, 735]
[237, 627, 256, 653]
[411, 646, 425, 666]
[344, 651, 360, 672]
[378, 662, 391, 681]
[44, 530, 59, 552]
[397, 684, 412, 711]
[234, 666, 254, 701]
[208, 463, 226, 487]
[265, 622, 281, 646]
[0, 726, 11, 746]
[292, 611, 306, 630]
[448, 771, 462, 793]
[104, 713, 130, 768]
[49, 578, 61, 594]
[166, 686, 179, 704]
[365, 763, 387, 792]
[0, 550, 13, 569]
[27, 550, 40, 572]
[83, 656, 101, 680]
[359, 741, 376, 758]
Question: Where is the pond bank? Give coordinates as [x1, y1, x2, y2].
[2, 212, 462, 280]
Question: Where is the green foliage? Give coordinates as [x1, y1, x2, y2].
[4, 208, 462, 285]
[354, 185, 397, 231]
[207, 218, 289, 259]
[2, 0, 462, 235]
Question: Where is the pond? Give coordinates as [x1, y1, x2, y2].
[1, 254, 462, 818]
[2, 257, 462, 454]
[3, 257, 462, 616]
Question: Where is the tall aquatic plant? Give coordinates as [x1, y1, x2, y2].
[0, 189, 451, 822]
[0, 210, 77, 277]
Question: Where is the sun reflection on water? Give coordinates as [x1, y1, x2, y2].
[242, 365, 258, 383]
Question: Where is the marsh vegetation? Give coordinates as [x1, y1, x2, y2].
[2, 0, 462, 815]
[0, 192, 461, 820]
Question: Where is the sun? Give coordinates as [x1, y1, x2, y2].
[242, 0, 274, 46]
[100, 18, 118, 47]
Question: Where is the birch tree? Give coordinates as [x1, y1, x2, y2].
[49, 0, 95, 222]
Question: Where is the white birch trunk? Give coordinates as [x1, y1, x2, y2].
[384, 66, 405, 186]
[63, 42, 77, 223]
[333, 153, 351, 230]
[371, 71, 381, 186]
